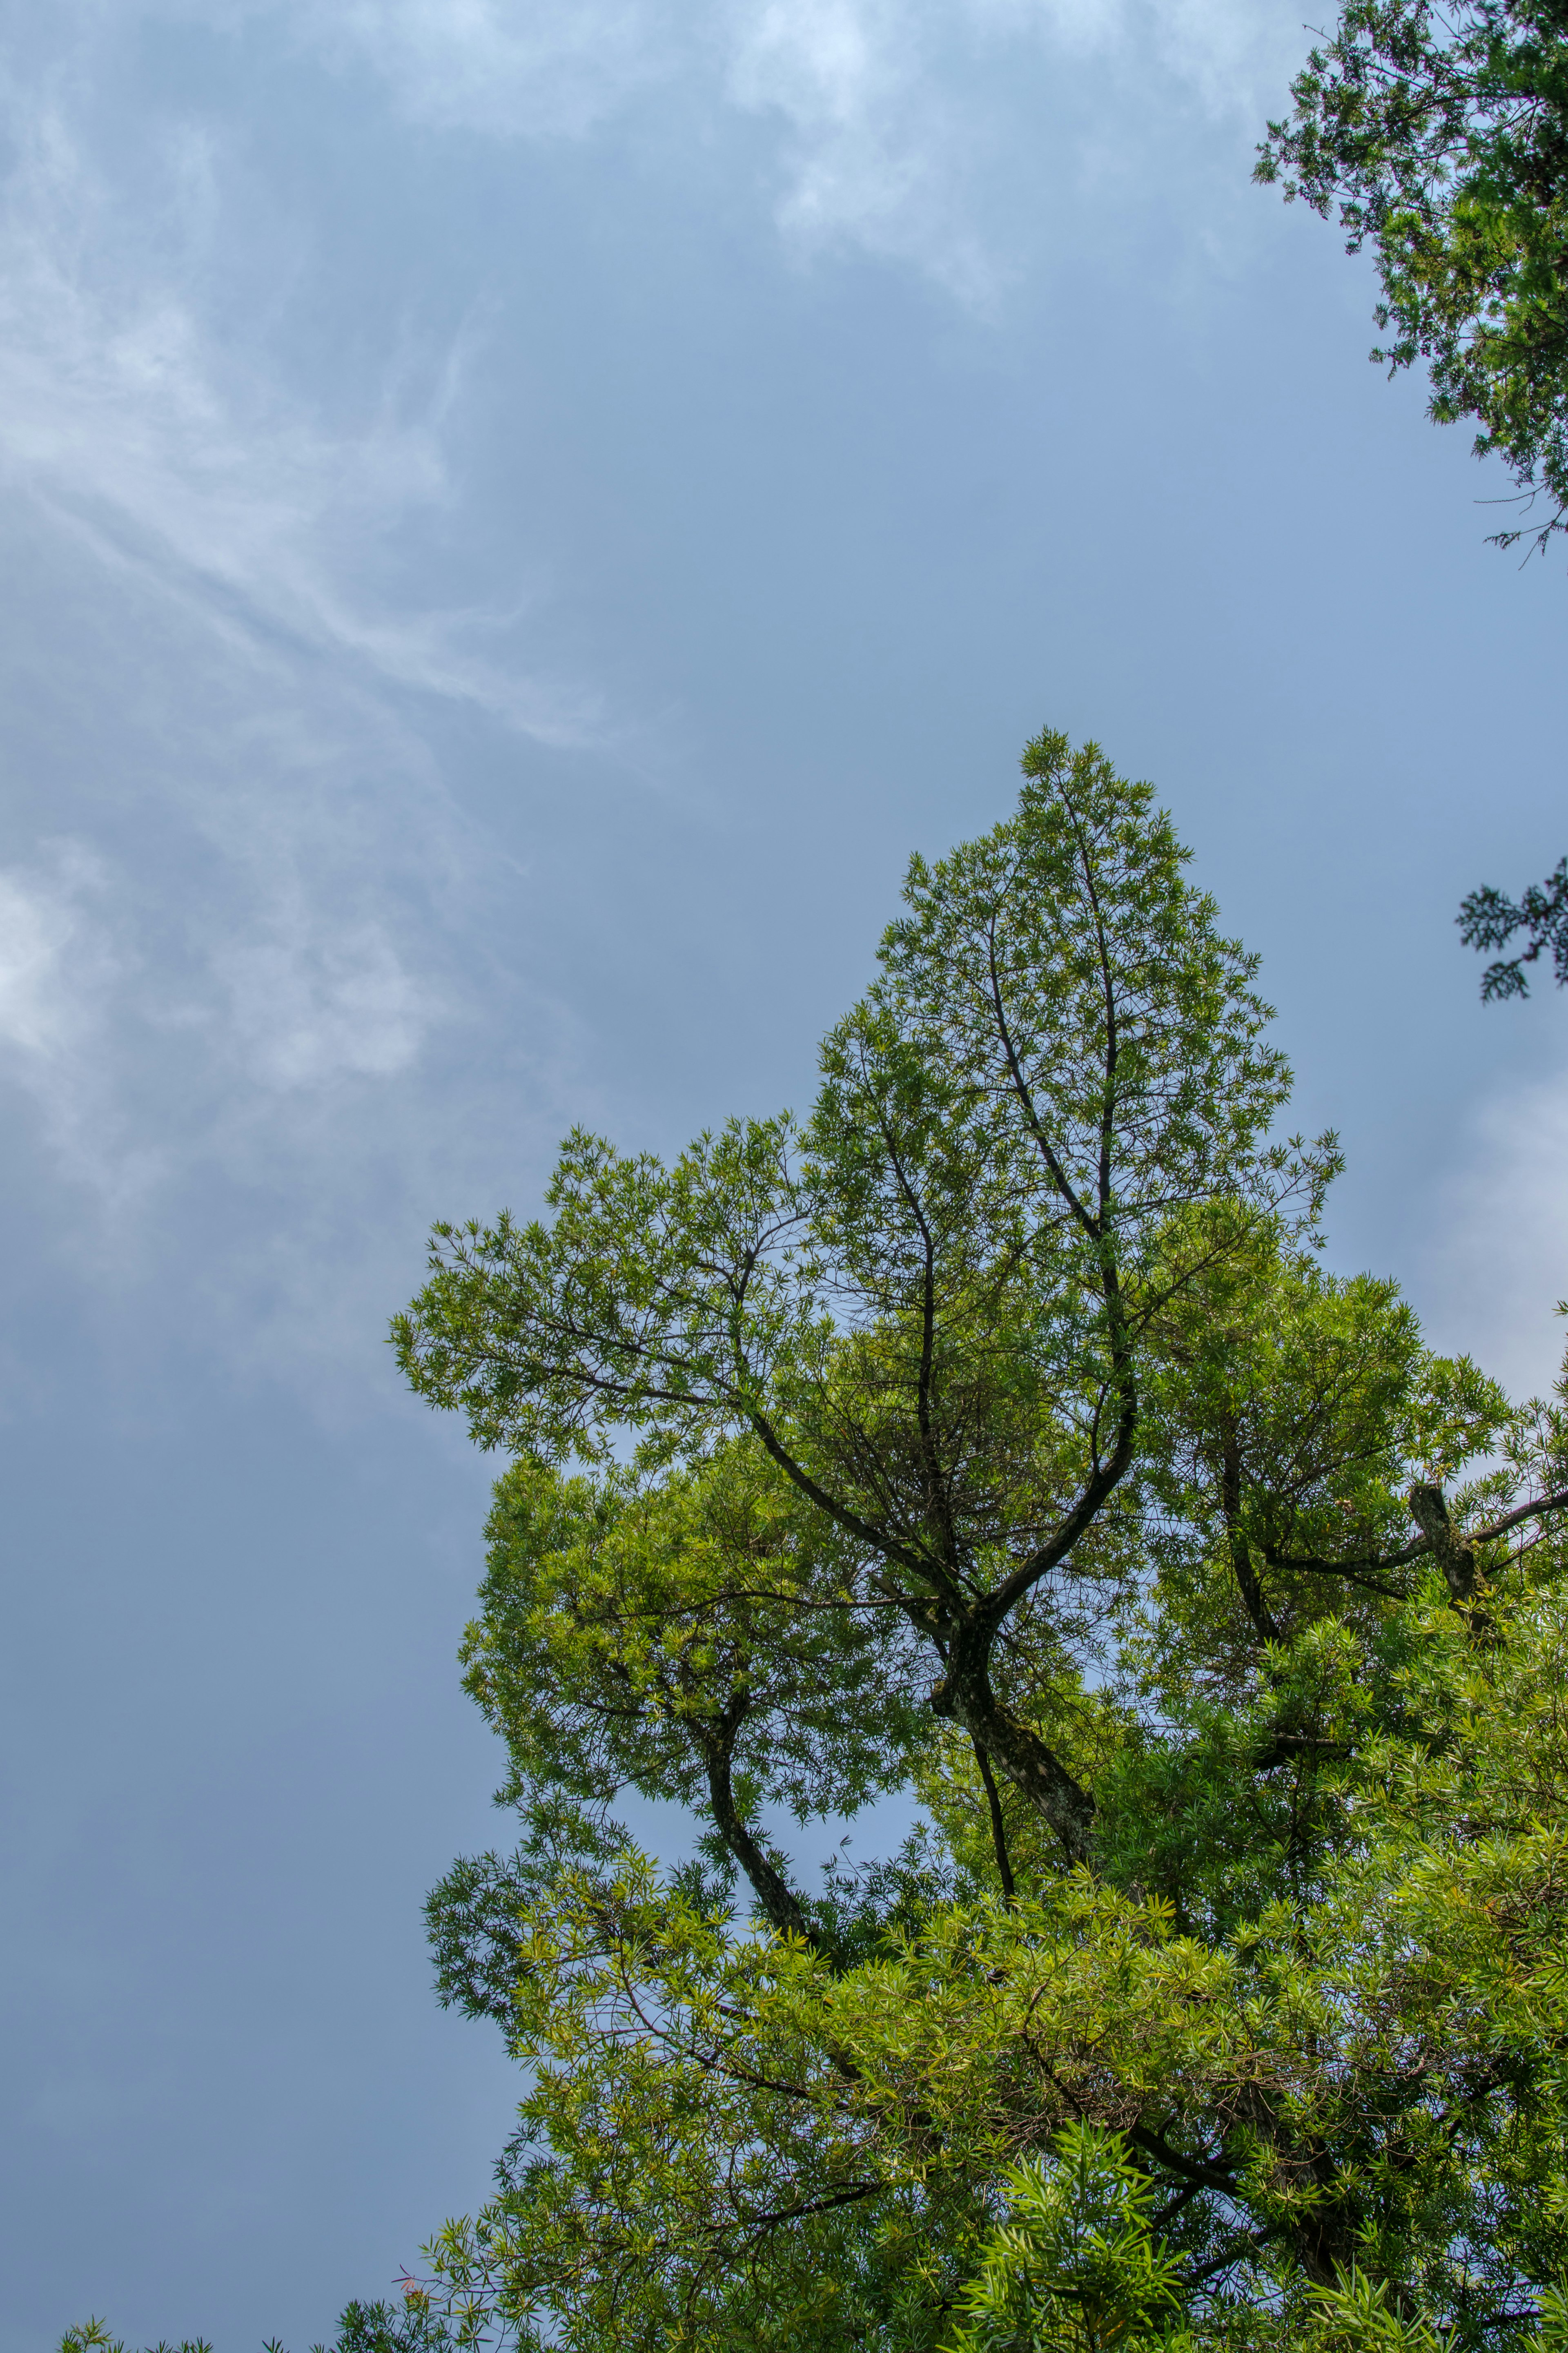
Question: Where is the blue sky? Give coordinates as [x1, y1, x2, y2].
[2, 4, 1565, 2348]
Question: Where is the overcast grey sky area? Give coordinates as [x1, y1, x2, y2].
[1, 1, 1565, 2347]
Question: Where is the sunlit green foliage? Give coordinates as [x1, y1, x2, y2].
[379, 734, 1568, 2349]
[394, 731, 1327, 1868]
[64, 733, 1568, 2353]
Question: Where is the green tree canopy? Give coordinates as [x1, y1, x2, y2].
[69, 732, 1568, 2353]
[395, 731, 1324, 1868]
[377, 732, 1568, 2351]
[1256, 0, 1568, 555]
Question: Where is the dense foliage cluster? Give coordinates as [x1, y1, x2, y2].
[1256, 0, 1568, 553]
[62, 734, 1568, 2353]
[367, 734, 1568, 2350]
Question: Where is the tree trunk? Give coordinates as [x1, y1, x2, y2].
[931, 1623, 1095, 1865]
[704, 1748, 813, 1940]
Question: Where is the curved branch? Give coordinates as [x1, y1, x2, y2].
[702, 1734, 814, 1945]
[972, 1739, 1018, 1903]
[976, 1424, 1138, 1634]
[1263, 1483, 1568, 1596]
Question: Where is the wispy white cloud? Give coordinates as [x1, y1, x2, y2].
[313, 0, 677, 136]
[0, 849, 103, 1064]
[0, 843, 167, 1210]
[289, 0, 1315, 301]
[215, 912, 433, 1090]
[725, 0, 1316, 291]
[0, 97, 596, 745]
[0, 49, 579, 1348]
[0, 17, 610, 1344]
[725, 0, 1003, 302]
[0, 811, 445, 1219]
